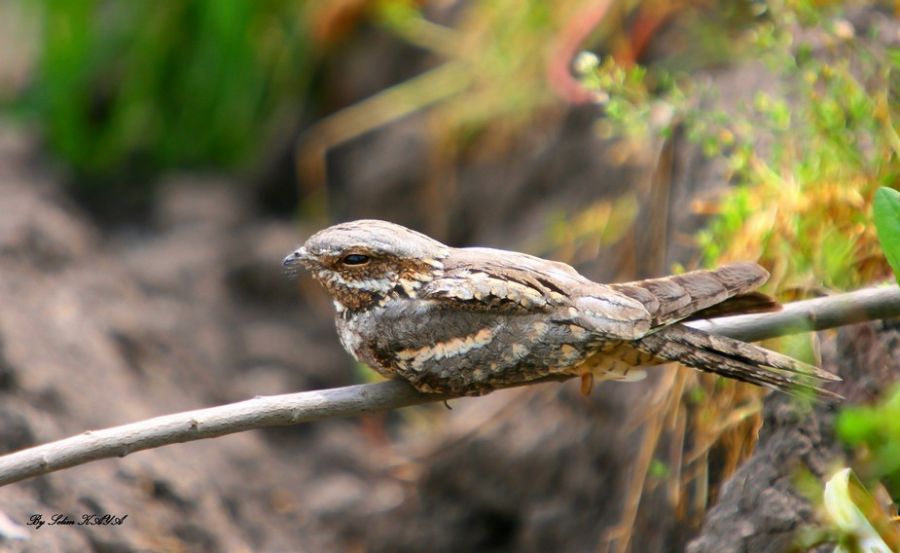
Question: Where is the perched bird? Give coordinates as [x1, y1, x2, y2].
[283, 220, 841, 399]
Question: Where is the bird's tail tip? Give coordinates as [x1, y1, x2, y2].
[636, 324, 844, 402]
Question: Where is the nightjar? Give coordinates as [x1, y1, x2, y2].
[283, 220, 841, 399]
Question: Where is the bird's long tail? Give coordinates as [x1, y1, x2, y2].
[633, 324, 843, 401]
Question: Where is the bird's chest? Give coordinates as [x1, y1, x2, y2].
[334, 302, 416, 378]
[336, 314, 362, 360]
[334, 298, 494, 378]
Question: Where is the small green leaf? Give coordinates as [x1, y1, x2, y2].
[873, 187, 900, 283]
[649, 458, 670, 478]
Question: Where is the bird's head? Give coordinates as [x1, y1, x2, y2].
[283, 220, 450, 311]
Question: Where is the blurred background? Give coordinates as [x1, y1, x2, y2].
[0, 1, 897, 551]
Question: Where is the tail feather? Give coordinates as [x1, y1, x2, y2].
[634, 324, 843, 401]
[611, 262, 771, 328]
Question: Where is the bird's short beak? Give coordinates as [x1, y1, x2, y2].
[282, 247, 309, 267]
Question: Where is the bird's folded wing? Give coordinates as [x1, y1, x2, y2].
[425, 248, 655, 340]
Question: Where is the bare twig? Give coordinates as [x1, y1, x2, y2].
[0, 286, 897, 487]
[686, 285, 900, 341]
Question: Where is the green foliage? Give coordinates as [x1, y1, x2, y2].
[873, 187, 900, 283]
[690, 38, 897, 291]
[17, 0, 313, 188]
[837, 387, 900, 499]
[578, 2, 898, 292]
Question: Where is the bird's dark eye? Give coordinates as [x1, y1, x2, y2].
[341, 254, 370, 266]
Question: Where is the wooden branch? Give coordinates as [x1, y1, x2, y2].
[0, 286, 897, 487]
[686, 285, 900, 341]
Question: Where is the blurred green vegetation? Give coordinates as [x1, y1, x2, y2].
[14, 0, 598, 216]
[15, 0, 313, 192]
[580, 1, 899, 293]
[837, 387, 900, 499]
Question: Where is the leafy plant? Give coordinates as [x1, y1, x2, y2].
[578, 4, 898, 293]
[873, 187, 900, 283]
[14, 0, 314, 191]
[837, 387, 900, 500]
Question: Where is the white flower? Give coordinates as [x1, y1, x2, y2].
[573, 51, 600, 75]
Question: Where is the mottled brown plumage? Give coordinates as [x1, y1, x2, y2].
[283, 220, 841, 399]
